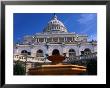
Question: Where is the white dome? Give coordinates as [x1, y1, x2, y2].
[43, 14, 68, 33]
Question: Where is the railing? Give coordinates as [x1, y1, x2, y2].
[63, 53, 97, 63]
[14, 53, 97, 63]
[14, 54, 47, 63]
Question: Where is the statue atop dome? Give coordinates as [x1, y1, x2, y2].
[53, 13, 57, 20]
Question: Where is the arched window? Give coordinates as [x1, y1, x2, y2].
[69, 49, 76, 58]
[84, 48, 91, 55]
[21, 50, 28, 55]
[36, 49, 44, 57]
[52, 49, 60, 55]
[21, 50, 31, 55]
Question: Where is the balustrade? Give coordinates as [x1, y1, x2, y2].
[14, 54, 46, 62]
[64, 53, 97, 63]
[14, 53, 97, 63]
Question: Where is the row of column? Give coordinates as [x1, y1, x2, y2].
[47, 25, 63, 30]
[36, 37, 74, 42]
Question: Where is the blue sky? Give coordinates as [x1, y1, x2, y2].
[14, 13, 97, 43]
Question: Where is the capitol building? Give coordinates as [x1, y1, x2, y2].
[14, 14, 97, 70]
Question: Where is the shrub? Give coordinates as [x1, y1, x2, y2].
[87, 59, 97, 75]
[14, 61, 25, 75]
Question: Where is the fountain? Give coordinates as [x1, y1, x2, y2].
[28, 50, 86, 75]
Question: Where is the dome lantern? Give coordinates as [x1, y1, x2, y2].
[53, 13, 57, 20]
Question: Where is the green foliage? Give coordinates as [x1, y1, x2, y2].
[14, 61, 25, 75]
[87, 59, 97, 75]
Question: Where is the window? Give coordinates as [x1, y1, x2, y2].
[36, 49, 44, 57]
[21, 50, 28, 55]
[84, 48, 91, 55]
[21, 50, 31, 55]
[28, 52, 31, 55]
[69, 49, 76, 58]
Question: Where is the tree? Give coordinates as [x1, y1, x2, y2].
[87, 59, 97, 75]
[14, 61, 25, 75]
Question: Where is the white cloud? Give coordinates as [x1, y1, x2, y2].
[77, 14, 97, 41]
[77, 14, 97, 35]
[78, 14, 96, 24]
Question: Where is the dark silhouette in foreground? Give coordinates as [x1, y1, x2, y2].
[87, 59, 97, 75]
[14, 61, 25, 75]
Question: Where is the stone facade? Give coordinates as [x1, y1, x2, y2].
[14, 14, 97, 63]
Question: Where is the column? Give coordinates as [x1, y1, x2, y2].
[63, 37, 65, 42]
[38, 38, 39, 42]
[64, 37, 65, 42]
[72, 37, 74, 42]
[52, 37, 53, 42]
[36, 38, 38, 42]
[66, 37, 67, 42]
[58, 37, 59, 42]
